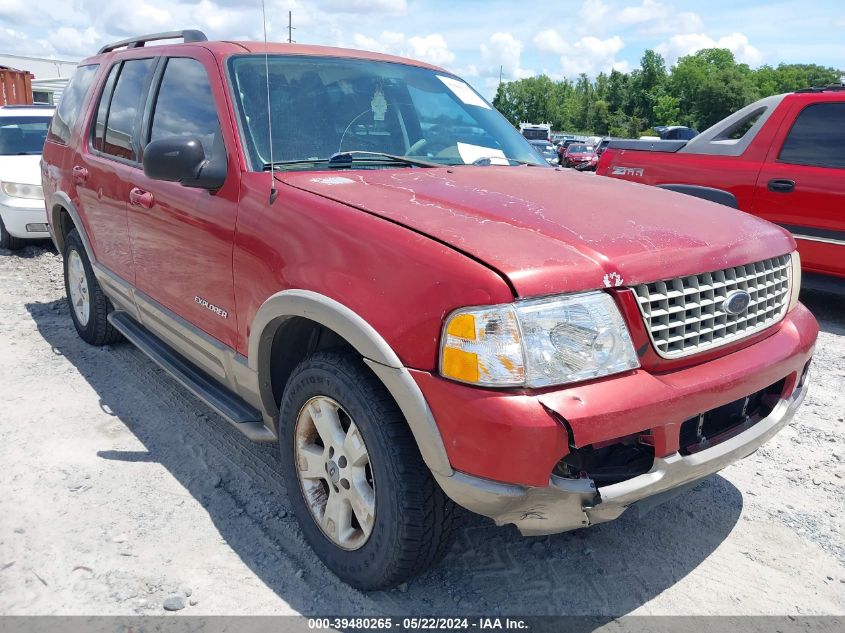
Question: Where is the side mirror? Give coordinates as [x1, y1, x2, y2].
[142, 137, 226, 190]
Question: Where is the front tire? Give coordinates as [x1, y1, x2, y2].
[0, 216, 25, 251]
[63, 228, 122, 346]
[278, 350, 459, 590]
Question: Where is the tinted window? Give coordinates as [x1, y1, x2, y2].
[49, 64, 98, 144]
[779, 103, 845, 169]
[150, 58, 221, 160]
[93, 64, 119, 153]
[102, 58, 156, 161]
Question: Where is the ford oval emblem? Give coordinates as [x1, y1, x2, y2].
[723, 290, 751, 316]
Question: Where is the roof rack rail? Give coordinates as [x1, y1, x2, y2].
[97, 30, 208, 55]
[794, 83, 845, 93]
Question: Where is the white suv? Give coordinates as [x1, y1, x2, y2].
[0, 105, 55, 250]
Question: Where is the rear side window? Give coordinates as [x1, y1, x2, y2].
[779, 102, 845, 169]
[149, 58, 222, 160]
[49, 64, 98, 144]
[94, 58, 156, 162]
[92, 65, 119, 153]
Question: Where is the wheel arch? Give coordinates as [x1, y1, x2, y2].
[249, 289, 453, 477]
[48, 192, 96, 261]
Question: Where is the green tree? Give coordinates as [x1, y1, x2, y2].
[653, 94, 681, 126]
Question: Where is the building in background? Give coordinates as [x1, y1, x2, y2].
[0, 54, 79, 105]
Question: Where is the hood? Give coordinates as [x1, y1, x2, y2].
[281, 167, 794, 298]
[0, 155, 42, 186]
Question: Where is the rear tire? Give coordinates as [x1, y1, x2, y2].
[278, 350, 460, 590]
[0, 216, 25, 251]
[63, 228, 122, 346]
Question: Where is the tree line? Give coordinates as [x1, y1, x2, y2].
[492, 48, 843, 138]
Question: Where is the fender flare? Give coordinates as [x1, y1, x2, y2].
[248, 289, 453, 476]
[48, 192, 96, 261]
[656, 184, 739, 209]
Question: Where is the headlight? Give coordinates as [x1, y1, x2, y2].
[1, 181, 44, 200]
[440, 291, 639, 388]
[788, 250, 801, 312]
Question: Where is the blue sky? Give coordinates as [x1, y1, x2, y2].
[1, 0, 843, 96]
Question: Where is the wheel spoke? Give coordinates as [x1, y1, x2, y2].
[343, 422, 369, 467]
[322, 490, 353, 543]
[297, 444, 326, 480]
[347, 476, 375, 538]
[308, 400, 345, 447]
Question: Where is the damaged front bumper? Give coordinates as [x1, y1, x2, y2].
[434, 377, 808, 536]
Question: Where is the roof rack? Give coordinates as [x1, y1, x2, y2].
[794, 83, 845, 93]
[97, 30, 208, 55]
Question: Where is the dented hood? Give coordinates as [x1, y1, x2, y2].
[281, 167, 794, 298]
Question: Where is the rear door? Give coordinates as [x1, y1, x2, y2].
[752, 99, 845, 279]
[76, 58, 158, 283]
[127, 52, 240, 349]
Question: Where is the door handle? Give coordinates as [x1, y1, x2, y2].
[72, 165, 88, 184]
[768, 178, 795, 193]
[129, 187, 155, 209]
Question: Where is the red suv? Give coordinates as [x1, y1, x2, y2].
[41, 31, 818, 590]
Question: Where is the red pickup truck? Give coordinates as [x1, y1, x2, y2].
[598, 87, 845, 289]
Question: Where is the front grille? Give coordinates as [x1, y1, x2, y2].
[633, 255, 791, 358]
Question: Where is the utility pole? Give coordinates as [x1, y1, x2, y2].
[499, 65, 503, 87]
[288, 10, 296, 43]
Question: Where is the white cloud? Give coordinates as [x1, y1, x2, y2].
[656, 32, 763, 65]
[49, 27, 102, 58]
[320, 0, 407, 15]
[351, 30, 454, 66]
[536, 33, 626, 78]
[480, 32, 533, 80]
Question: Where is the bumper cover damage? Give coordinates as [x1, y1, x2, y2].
[435, 378, 808, 536]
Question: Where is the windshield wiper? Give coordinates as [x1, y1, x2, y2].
[263, 158, 327, 171]
[263, 151, 441, 171]
[328, 151, 441, 168]
[467, 156, 540, 167]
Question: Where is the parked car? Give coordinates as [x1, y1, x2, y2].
[562, 143, 594, 168]
[529, 139, 559, 165]
[42, 30, 817, 590]
[0, 104, 54, 249]
[654, 125, 699, 140]
[599, 87, 845, 289]
[595, 137, 612, 156]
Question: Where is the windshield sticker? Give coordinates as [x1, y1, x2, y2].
[457, 142, 509, 165]
[371, 87, 388, 121]
[437, 76, 491, 110]
[310, 176, 355, 186]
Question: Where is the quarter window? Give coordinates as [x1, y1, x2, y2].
[49, 64, 98, 144]
[779, 102, 845, 169]
[149, 58, 222, 160]
[92, 64, 119, 153]
[98, 58, 156, 161]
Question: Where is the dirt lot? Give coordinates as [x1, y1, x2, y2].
[1, 243, 843, 617]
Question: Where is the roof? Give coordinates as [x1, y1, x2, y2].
[0, 105, 55, 116]
[83, 38, 446, 73]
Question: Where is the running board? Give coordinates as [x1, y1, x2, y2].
[108, 311, 275, 442]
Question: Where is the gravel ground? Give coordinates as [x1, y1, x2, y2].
[0, 243, 843, 616]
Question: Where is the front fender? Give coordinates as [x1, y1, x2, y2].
[249, 289, 453, 476]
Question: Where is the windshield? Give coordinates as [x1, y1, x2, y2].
[568, 145, 589, 153]
[228, 55, 545, 170]
[0, 116, 51, 155]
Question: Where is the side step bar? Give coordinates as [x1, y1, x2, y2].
[108, 311, 275, 442]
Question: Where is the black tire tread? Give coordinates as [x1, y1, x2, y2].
[64, 228, 123, 346]
[0, 216, 26, 251]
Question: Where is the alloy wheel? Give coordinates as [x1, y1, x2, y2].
[294, 395, 376, 550]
